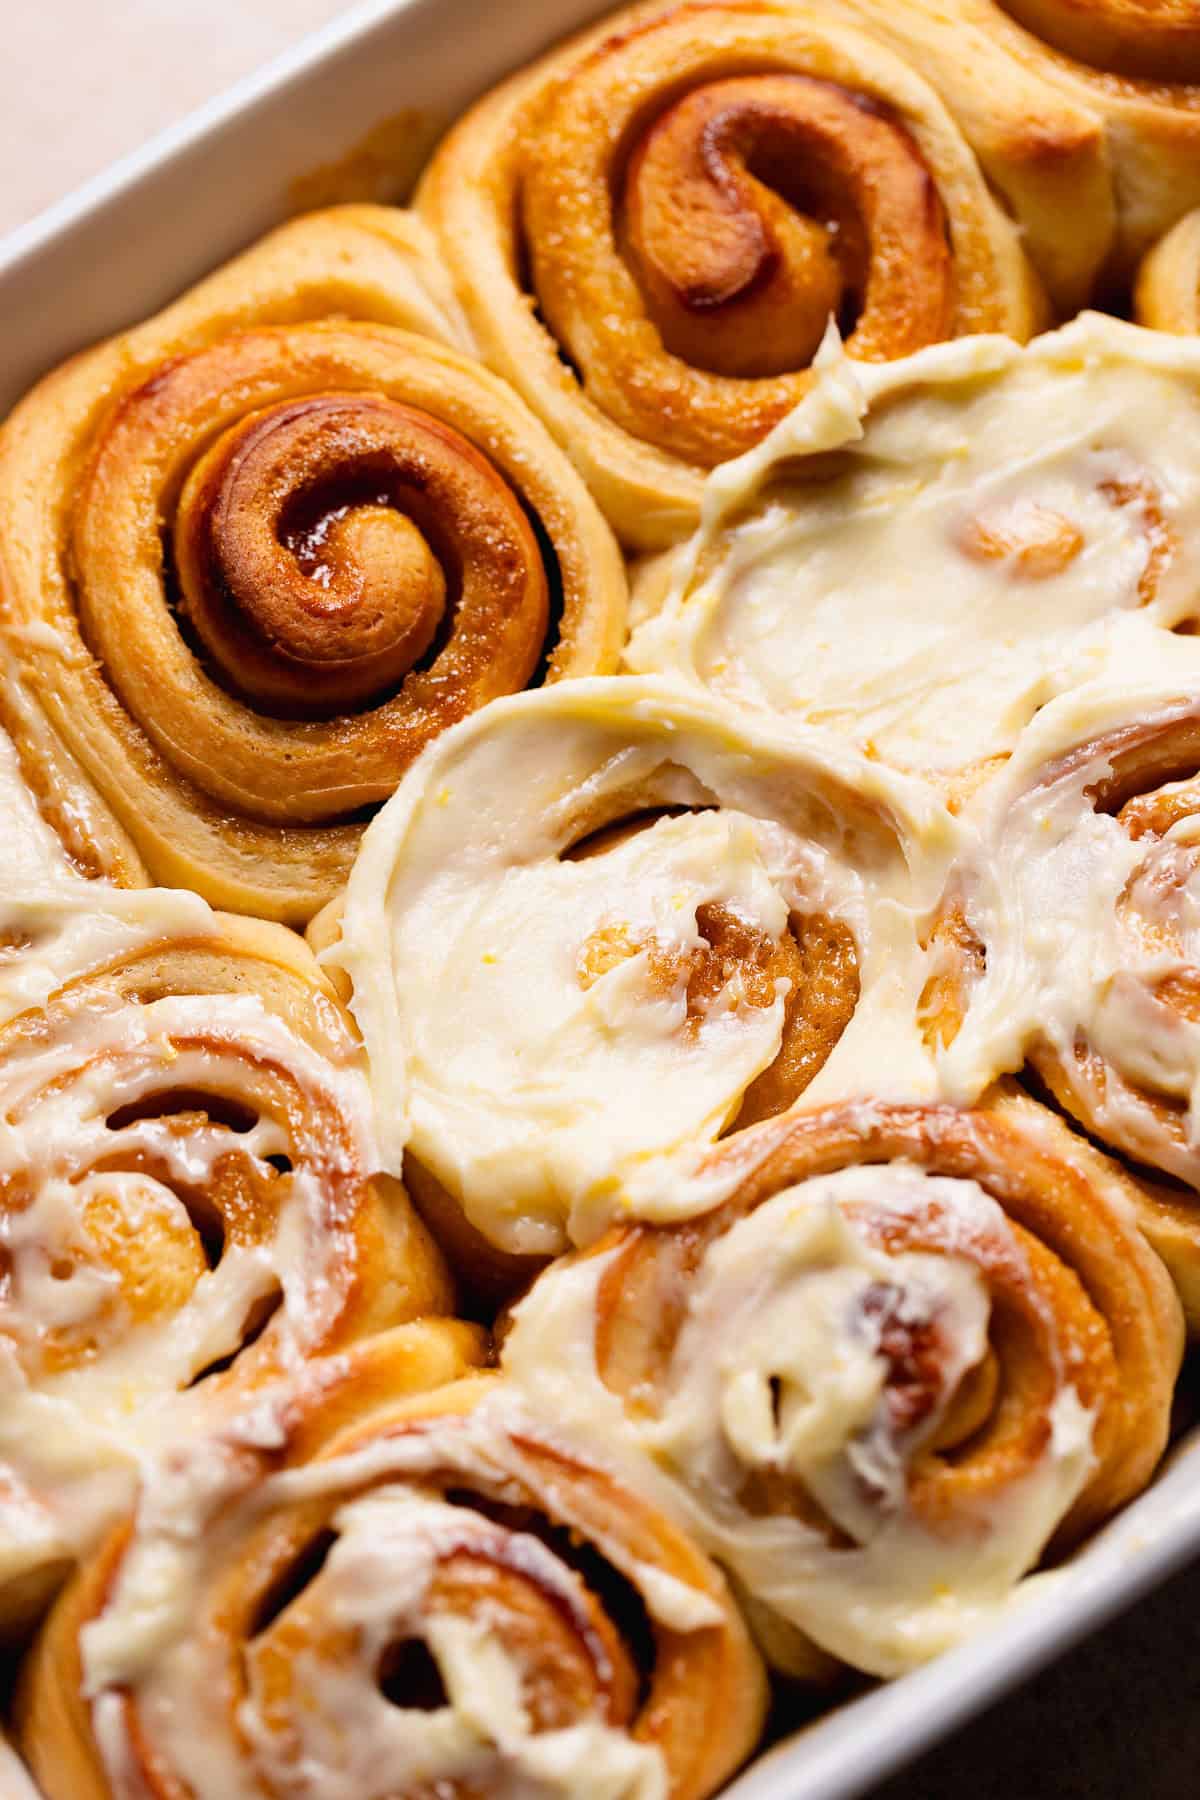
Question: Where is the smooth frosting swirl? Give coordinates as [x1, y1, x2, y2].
[333, 676, 954, 1265]
[628, 315, 1200, 780]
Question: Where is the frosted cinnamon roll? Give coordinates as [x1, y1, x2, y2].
[824, 0, 1200, 298]
[927, 632, 1200, 1325]
[419, 0, 1044, 547]
[17, 1358, 765, 1800]
[628, 314, 1200, 785]
[0, 208, 626, 922]
[0, 912, 458, 1628]
[330, 676, 954, 1279]
[502, 1099, 1182, 1678]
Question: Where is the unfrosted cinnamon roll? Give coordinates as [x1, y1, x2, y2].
[17, 1355, 766, 1800]
[628, 314, 1200, 784]
[329, 676, 954, 1282]
[823, 0, 1200, 300]
[502, 1098, 1182, 1678]
[1136, 208, 1200, 331]
[419, 0, 1044, 547]
[0, 910, 463, 1629]
[0, 208, 626, 923]
[926, 633, 1200, 1326]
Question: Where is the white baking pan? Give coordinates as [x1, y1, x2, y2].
[3, 2, 1199, 1793]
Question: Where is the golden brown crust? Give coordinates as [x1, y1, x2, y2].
[0, 211, 627, 922]
[816, 0, 1200, 298]
[731, 910, 861, 1129]
[419, 0, 1044, 547]
[619, 73, 956, 382]
[1136, 206, 1200, 329]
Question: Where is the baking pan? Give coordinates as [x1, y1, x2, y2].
[2, 2, 1199, 1793]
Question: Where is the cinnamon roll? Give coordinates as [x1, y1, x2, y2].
[330, 676, 954, 1281]
[628, 313, 1200, 783]
[0, 910, 466, 1628]
[419, 0, 1044, 547]
[927, 632, 1200, 1325]
[0, 208, 626, 923]
[825, 0, 1200, 298]
[16, 1358, 766, 1800]
[502, 1098, 1182, 1678]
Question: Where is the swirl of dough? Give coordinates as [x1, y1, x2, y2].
[16, 1358, 765, 1800]
[170, 391, 546, 716]
[0, 209, 625, 922]
[820, 0, 1200, 298]
[418, 0, 1043, 546]
[330, 676, 953, 1283]
[628, 315, 1200, 783]
[502, 1099, 1181, 1678]
[0, 912, 463, 1628]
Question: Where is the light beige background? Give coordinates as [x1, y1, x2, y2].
[1, 0, 351, 237]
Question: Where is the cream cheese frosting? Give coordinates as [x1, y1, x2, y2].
[0, 718, 233, 1615]
[234, 1485, 670, 1800]
[502, 1163, 1096, 1678]
[0, 719, 209, 1027]
[76, 1385, 736, 1800]
[0, 983, 386, 1617]
[333, 676, 959, 1254]
[936, 626, 1200, 1178]
[0, 1737, 42, 1798]
[626, 315, 1200, 775]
